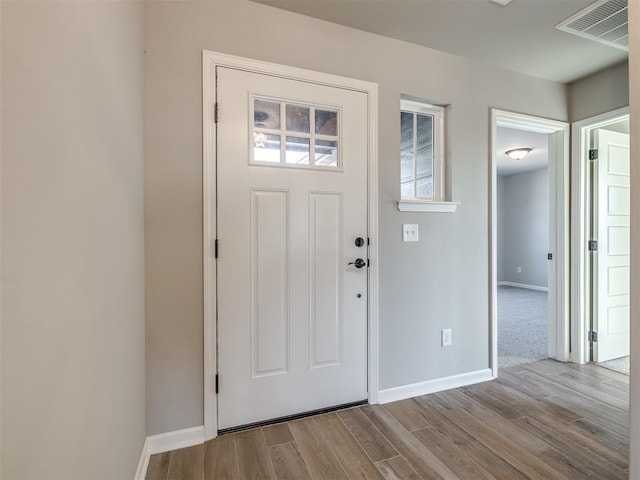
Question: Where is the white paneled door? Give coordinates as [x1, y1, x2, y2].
[594, 129, 630, 362]
[216, 67, 369, 429]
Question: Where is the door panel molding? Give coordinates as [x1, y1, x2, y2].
[309, 192, 344, 370]
[250, 189, 290, 379]
[203, 51, 378, 440]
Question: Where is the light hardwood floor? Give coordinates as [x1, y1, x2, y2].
[146, 360, 629, 479]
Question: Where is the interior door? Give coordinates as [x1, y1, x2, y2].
[216, 66, 369, 429]
[593, 129, 630, 362]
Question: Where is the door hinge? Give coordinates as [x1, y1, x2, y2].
[588, 331, 598, 342]
[214, 103, 219, 123]
[367, 237, 370, 246]
[589, 149, 598, 160]
[588, 240, 598, 252]
[547, 253, 553, 260]
[215, 374, 219, 394]
[215, 239, 219, 259]
[367, 259, 371, 267]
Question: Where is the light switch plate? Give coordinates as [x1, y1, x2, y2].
[402, 224, 419, 242]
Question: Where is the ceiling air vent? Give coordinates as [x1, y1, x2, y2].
[556, 0, 628, 51]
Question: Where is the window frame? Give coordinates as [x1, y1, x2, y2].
[249, 94, 342, 171]
[400, 99, 445, 202]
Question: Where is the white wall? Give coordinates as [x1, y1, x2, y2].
[1, 2, 146, 478]
[144, 0, 568, 435]
[498, 169, 549, 288]
[628, 0, 639, 476]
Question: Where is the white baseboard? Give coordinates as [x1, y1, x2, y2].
[134, 437, 150, 480]
[497, 281, 548, 292]
[377, 368, 493, 404]
[134, 426, 205, 480]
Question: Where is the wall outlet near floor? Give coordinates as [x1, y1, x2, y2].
[517, 266, 522, 273]
[441, 329, 452, 347]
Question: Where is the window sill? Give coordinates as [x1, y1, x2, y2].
[397, 199, 459, 213]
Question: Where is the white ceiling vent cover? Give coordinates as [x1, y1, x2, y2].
[556, 0, 628, 51]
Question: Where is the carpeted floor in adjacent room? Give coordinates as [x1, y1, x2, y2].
[598, 356, 630, 375]
[498, 285, 548, 369]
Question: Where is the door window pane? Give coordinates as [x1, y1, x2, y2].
[254, 134, 281, 163]
[286, 104, 310, 133]
[254, 99, 280, 129]
[315, 140, 338, 166]
[315, 109, 338, 135]
[285, 137, 310, 165]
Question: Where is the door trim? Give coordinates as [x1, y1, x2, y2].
[202, 51, 379, 440]
[489, 109, 570, 377]
[570, 106, 630, 364]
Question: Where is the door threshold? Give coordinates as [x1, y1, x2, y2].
[218, 399, 368, 435]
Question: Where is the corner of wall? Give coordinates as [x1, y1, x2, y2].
[627, 2, 639, 477]
[0, 0, 3, 474]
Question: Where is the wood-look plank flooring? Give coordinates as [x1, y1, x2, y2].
[146, 360, 629, 479]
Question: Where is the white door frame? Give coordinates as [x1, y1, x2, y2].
[202, 51, 379, 440]
[570, 106, 630, 365]
[490, 109, 570, 377]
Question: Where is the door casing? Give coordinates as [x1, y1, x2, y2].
[202, 51, 379, 440]
[490, 109, 570, 376]
[570, 107, 630, 364]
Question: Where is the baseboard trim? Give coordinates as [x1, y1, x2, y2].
[377, 368, 493, 404]
[134, 426, 205, 480]
[134, 437, 150, 480]
[497, 281, 548, 292]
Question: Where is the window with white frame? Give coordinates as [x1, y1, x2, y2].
[251, 96, 340, 169]
[400, 99, 444, 201]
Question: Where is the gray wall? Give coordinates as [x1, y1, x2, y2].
[1, 2, 146, 478]
[498, 169, 549, 288]
[497, 176, 507, 282]
[568, 61, 628, 121]
[144, 0, 568, 435]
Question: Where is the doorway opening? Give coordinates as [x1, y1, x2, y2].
[496, 127, 550, 369]
[490, 109, 570, 377]
[571, 108, 630, 376]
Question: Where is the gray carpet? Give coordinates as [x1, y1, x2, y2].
[498, 286, 548, 369]
[598, 356, 630, 375]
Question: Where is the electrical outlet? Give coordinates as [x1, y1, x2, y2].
[517, 266, 522, 273]
[441, 329, 452, 347]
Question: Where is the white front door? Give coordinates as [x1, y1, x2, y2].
[593, 129, 630, 362]
[216, 66, 369, 429]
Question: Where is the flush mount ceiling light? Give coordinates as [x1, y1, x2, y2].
[490, 0, 513, 5]
[505, 148, 532, 160]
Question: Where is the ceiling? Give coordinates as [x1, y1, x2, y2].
[496, 127, 548, 176]
[253, 0, 627, 83]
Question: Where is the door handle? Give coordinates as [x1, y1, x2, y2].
[348, 258, 366, 269]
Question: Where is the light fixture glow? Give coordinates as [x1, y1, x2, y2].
[505, 148, 532, 160]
